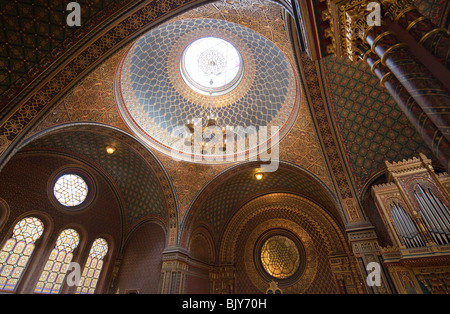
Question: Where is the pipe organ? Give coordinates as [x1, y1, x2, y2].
[372, 154, 450, 294]
[414, 185, 450, 245]
[390, 202, 425, 249]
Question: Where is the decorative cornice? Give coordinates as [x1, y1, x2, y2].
[385, 153, 433, 181]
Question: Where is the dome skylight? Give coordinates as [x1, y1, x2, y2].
[181, 37, 243, 95]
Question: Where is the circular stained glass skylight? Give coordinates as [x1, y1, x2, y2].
[53, 174, 89, 207]
[181, 37, 243, 95]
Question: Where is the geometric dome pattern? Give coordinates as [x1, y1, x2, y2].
[116, 18, 299, 163]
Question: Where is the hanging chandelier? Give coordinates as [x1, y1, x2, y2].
[185, 47, 230, 155]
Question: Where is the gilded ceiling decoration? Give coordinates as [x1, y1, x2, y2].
[321, 57, 435, 191]
[24, 0, 332, 222]
[0, 0, 134, 120]
[242, 219, 317, 293]
[318, 0, 448, 192]
[28, 47, 132, 137]
[115, 17, 299, 163]
[0, 0, 447, 223]
[218, 193, 355, 293]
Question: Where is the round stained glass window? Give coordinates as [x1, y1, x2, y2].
[260, 235, 300, 279]
[53, 174, 89, 207]
[180, 37, 243, 95]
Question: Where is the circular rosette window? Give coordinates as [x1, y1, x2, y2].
[50, 168, 95, 212]
[253, 230, 306, 285]
[54, 174, 89, 207]
[260, 235, 300, 279]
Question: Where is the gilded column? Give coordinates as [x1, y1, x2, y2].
[358, 22, 450, 142]
[325, 1, 450, 143]
[357, 44, 450, 170]
[382, 0, 450, 68]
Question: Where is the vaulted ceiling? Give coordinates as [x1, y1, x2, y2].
[0, 0, 449, 239]
[18, 124, 177, 232]
[181, 161, 340, 246]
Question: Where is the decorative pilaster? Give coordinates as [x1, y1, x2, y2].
[209, 265, 236, 294]
[107, 258, 122, 294]
[159, 251, 189, 294]
[382, 0, 450, 68]
[328, 254, 366, 294]
[347, 228, 394, 293]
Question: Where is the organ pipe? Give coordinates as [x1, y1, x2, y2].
[390, 202, 425, 248]
[415, 185, 450, 245]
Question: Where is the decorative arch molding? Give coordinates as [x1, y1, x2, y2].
[188, 225, 216, 265]
[216, 192, 352, 294]
[10, 122, 179, 247]
[180, 160, 341, 248]
[121, 218, 168, 253]
[0, 198, 10, 232]
[0, 210, 55, 245]
[406, 177, 448, 209]
[243, 218, 318, 293]
[112, 219, 167, 294]
[360, 170, 386, 201]
[219, 193, 350, 265]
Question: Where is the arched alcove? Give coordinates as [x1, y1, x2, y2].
[113, 220, 166, 294]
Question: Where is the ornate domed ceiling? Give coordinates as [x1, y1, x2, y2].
[115, 18, 300, 164]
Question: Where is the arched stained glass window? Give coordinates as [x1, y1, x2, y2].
[76, 238, 108, 294]
[34, 228, 80, 294]
[0, 217, 44, 292]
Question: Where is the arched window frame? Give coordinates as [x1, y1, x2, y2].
[0, 216, 45, 292]
[0, 198, 10, 232]
[34, 228, 81, 294]
[76, 237, 109, 294]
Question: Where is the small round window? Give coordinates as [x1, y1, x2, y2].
[53, 174, 89, 207]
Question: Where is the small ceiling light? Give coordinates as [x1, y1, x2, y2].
[255, 172, 264, 180]
[106, 146, 116, 154]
